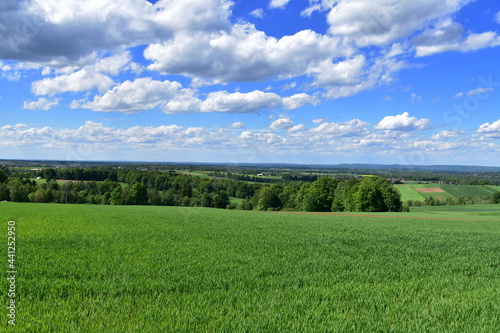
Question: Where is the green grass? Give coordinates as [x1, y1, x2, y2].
[1, 203, 499, 332]
[229, 197, 244, 205]
[394, 184, 425, 201]
[410, 204, 500, 216]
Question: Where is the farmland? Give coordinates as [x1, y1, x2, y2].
[395, 184, 500, 202]
[1, 203, 499, 332]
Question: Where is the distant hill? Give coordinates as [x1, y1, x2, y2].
[1, 159, 500, 173]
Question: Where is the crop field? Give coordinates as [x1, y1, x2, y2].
[395, 184, 500, 202]
[1, 203, 499, 332]
[410, 204, 500, 216]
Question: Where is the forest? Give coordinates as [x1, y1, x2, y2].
[1, 162, 499, 212]
[0, 166, 403, 212]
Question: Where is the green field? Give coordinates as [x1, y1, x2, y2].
[395, 184, 500, 202]
[410, 204, 500, 216]
[1, 203, 499, 332]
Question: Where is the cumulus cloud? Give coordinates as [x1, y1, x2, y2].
[322, 0, 471, 46]
[269, 116, 294, 131]
[429, 130, 464, 140]
[32, 53, 131, 96]
[282, 93, 319, 110]
[73, 78, 189, 113]
[74, 77, 318, 114]
[23, 97, 60, 110]
[144, 23, 350, 84]
[477, 120, 500, 139]
[230, 122, 245, 129]
[288, 124, 305, 133]
[199, 90, 282, 113]
[311, 119, 369, 137]
[0, 0, 232, 65]
[0, 118, 495, 162]
[374, 112, 430, 131]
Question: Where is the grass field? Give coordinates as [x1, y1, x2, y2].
[395, 184, 500, 202]
[1, 203, 499, 332]
[410, 204, 500, 216]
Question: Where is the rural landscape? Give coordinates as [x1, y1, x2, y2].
[1, 160, 499, 331]
[2, 0, 500, 331]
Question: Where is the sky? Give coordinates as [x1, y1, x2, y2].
[1, 0, 500, 166]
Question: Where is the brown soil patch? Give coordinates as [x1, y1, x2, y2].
[416, 187, 445, 193]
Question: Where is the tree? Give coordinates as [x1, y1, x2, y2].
[0, 170, 7, 184]
[110, 187, 124, 205]
[44, 168, 57, 182]
[353, 176, 402, 212]
[0, 183, 9, 201]
[129, 183, 148, 205]
[301, 177, 339, 212]
[213, 190, 230, 209]
[257, 187, 282, 211]
[492, 192, 500, 204]
[332, 179, 359, 212]
[279, 185, 298, 209]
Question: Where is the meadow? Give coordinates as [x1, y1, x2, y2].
[1, 203, 499, 332]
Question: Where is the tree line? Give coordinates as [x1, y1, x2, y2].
[0, 167, 404, 212]
[249, 176, 403, 212]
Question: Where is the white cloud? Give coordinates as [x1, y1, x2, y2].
[76, 78, 318, 114]
[269, 116, 294, 131]
[409, 93, 422, 103]
[288, 124, 305, 133]
[250, 8, 265, 18]
[33, 70, 115, 96]
[374, 112, 430, 131]
[454, 87, 495, 99]
[309, 55, 366, 87]
[74, 78, 188, 113]
[477, 120, 500, 139]
[429, 130, 464, 140]
[144, 23, 350, 84]
[230, 122, 245, 129]
[23, 97, 60, 110]
[269, 0, 291, 9]
[0, 119, 496, 163]
[240, 131, 254, 140]
[466, 87, 494, 96]
[415, 31, 500, 57]
[311, 119, 369, 137]
[281, 82, 296, 91]
[322, 0, 470, 46]
[31, 53, 131, 96]
[0, 0, 232, 65]
[282, 93, 319, 110]
[312, 117, 328, 124]
[199, 90, 282, 113]
[496, 11, 500, 24]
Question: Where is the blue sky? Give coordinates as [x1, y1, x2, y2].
[1, 0, 499, 165]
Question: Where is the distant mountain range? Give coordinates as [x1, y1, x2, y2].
[2, 159, 500, 173]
